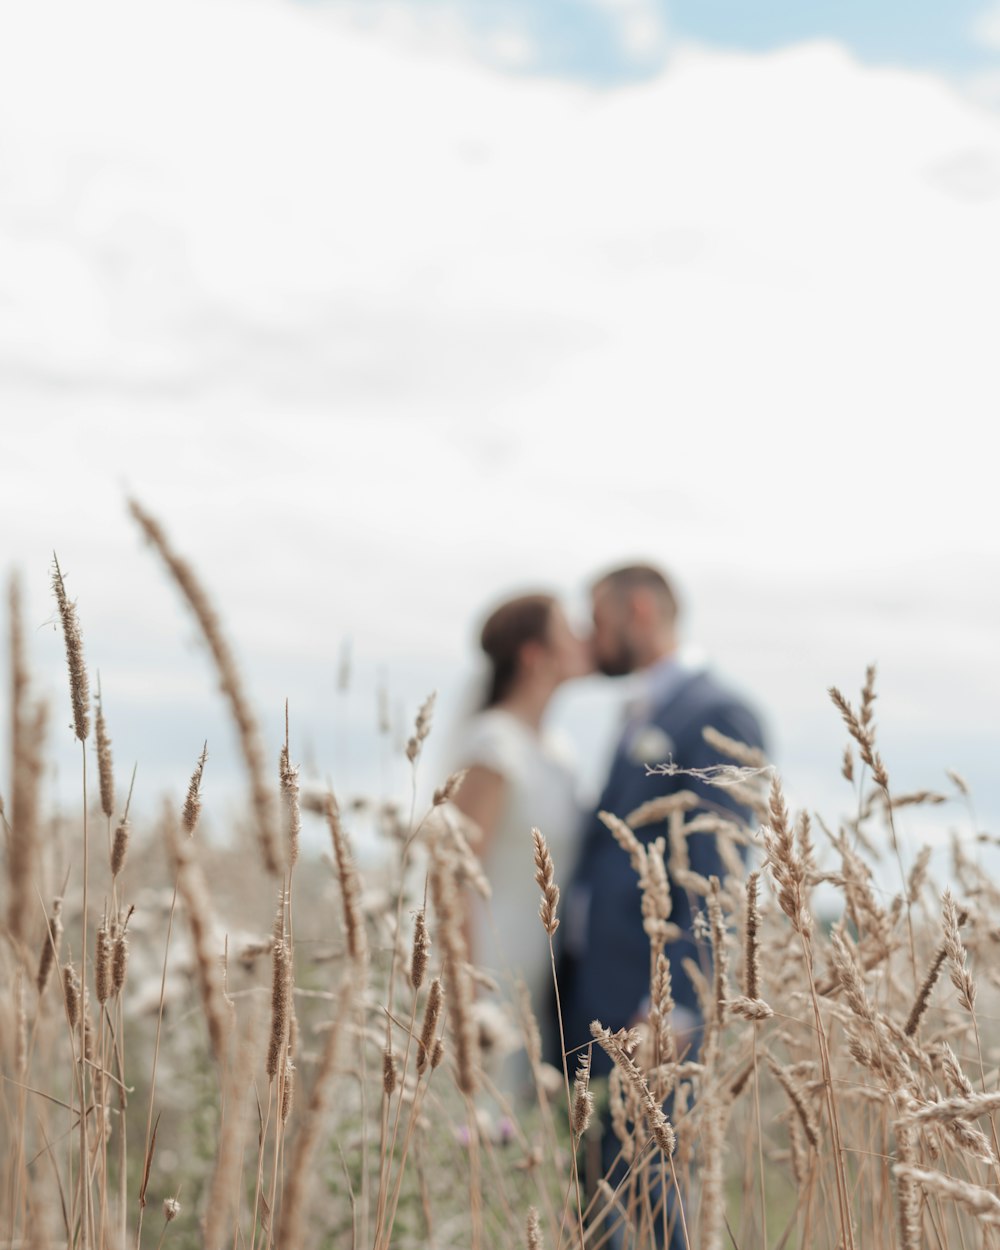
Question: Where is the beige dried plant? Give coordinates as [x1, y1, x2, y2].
[51, 554, 89, 742]
[531, 827, 559, 936]
[128, 499, 281, 875]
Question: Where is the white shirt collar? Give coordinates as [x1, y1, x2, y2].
[625, 646, 707, 721]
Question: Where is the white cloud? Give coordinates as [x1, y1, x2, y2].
[589, 0, 668, 60]
[1, 3, 999, 825]
[485, 26, 538, 68]
[965, 67, 1000, 109]
[971, 2, 1000, 50]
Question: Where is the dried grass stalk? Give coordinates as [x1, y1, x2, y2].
[526, 1206, 543, 1250]
[531, 827, 560, 936]
[906, 845, 933, 905]
[608, 1067, 633, 1161]
[829, 929, 876, 1025]
[266, 937, 291, 1081]
[572, 1049, 594, 1135]
[761, 778, 811, 936]
[94, 684, 114, 819]
[7, 577, 47, 944]
[182, 743, 208, 837]
[36, 896, 63, 996]
[893, 1164, 1000, 1226]
[433, 769, 467, 806]
[203, 1018, 259, 1250]
[942, 890, 976, 1011]
[410, 910, 429, 990]
[626, 790, 701, 830]
[382, 1049, 397, 1095]
[649, 953, 676, 1063]
[15, 972, 27, 1078]
[279, 730, 300, 869]
[707, 876, 729, 1032]
[698, 1098, 729, 1250]
[640, 838, 672, 953]
[281, 1059, 295, 1123]
[743, 871, 761, 1000]
[727, 996, 774, 1021]
[128, 500, 280, 875]
[947, 769, 970, 796]
[95, 922, 111, 1006]
[895, 1122, 922, 1249]
[434, 806, 492, 899]
[63, 963, 81, 1030]
[598, 810, 647, 874]
[51, 554, 89, 742]
[110, 818, 130, 878]
[112, 927, 129, 996]
[517, 979, 542, 1069]
[939, 1043, 974, 1097]
[904, 942, 948, 1037]
[829, 681, 888, 788]
[324, 792, 367, 966]
[165, 805, 229, 1063]
[702, 725, 768, 768]
[591, 1022, 675, 1155]
[277, 973, 355, 1246]
[429, 843, 478, 1096]
[902, 1090, 1000, 1125]
[767, 1057, 820, 1148]
[405, 692, 436, 764]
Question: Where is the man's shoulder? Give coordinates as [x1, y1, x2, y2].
[654, 668, 765, 748]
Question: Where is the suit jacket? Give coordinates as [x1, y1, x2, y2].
[553, 666, 766, 1075]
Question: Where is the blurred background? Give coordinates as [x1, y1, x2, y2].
[2, 0, 999, 852]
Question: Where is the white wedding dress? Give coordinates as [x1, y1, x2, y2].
[456, 708, 580, 1071]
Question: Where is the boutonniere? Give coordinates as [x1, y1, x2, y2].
[629, 725, 674, 765]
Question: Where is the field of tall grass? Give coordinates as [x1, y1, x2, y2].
[3, 501, 999, 1249]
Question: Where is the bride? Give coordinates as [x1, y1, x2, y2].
[451, 592, 591, 1073]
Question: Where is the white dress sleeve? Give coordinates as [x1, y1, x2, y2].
[455, 711, 525, 781]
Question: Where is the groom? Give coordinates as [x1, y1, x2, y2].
[555, 564, 766, 1240]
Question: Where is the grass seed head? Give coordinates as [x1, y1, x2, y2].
[531, 827, 560, 936]
[95, 685, 114, 818]
[51, 555, 89, 742]
[410, 909, 429, 990]
[36, 897, 64, 996]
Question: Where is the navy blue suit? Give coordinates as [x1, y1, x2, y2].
[553, 666, 765, 1247]
[557, 667, 766, 1074]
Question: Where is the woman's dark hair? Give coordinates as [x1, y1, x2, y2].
[479, 593, 556, 709]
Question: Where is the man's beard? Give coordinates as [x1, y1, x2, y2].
[595, 634, 639, 678]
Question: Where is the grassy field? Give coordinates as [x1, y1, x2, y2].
[2, 501, 999, 1249]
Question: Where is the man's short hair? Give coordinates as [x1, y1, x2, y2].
[591, 563, 679, 622]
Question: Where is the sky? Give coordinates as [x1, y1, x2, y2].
[327, 0, 1000, 94]
[1, 0, 998, 877]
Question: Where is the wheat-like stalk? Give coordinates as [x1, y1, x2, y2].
[571, 1047, 594, 1136]
[94, 682, 114, 820]
[279, 705, 300, 869]
[165, 804, 230, 1063]
[36, 896, 63, 996]
[277, 972, 355, 1246]
[410, 910, 429, 991]
[266, 935, 291, 1081]
[531, 828, 560, 936]
[51, 554, 89, 742]
[324, 791, 367, 967]
[942, 889, 976, 1012]
[591, 1022, 676, 1155]
[894, 1164, 1000, 1225]
[128, 499, 281, 875]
